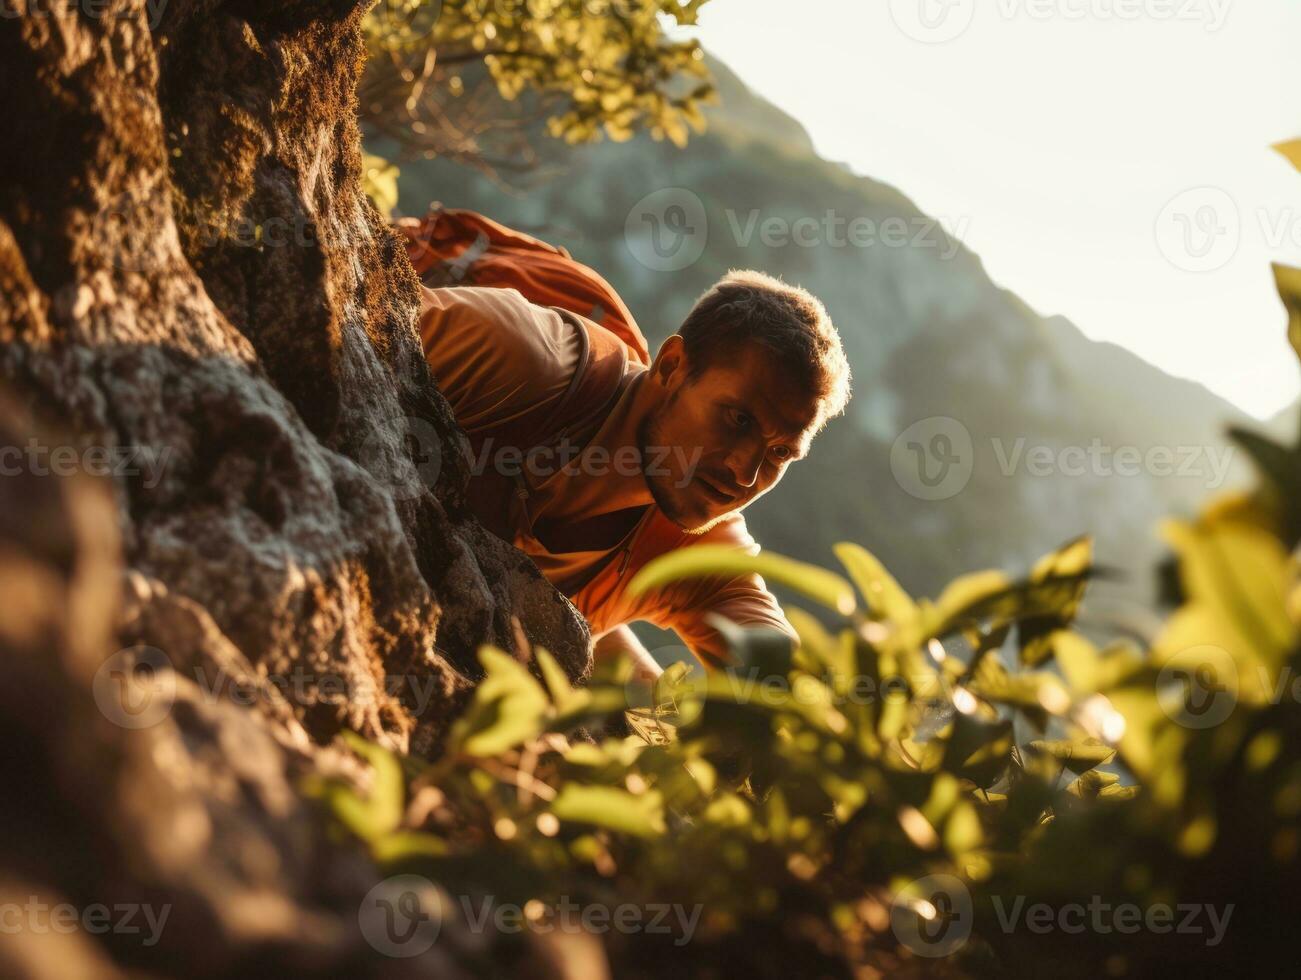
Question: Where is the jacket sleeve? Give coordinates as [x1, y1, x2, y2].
[416, 285, 581, 437]
[648, 515, 799, 670]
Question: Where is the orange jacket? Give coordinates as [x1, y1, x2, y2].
[399, 207, 651, 366]
[405, 211, 794, 668]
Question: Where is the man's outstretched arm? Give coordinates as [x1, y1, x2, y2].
[592, 624, 663, 683]
[641, 514, 799, 670]
[658, 571, 798, 670]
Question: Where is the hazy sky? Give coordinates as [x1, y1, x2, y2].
[695, 0, 1301, 420]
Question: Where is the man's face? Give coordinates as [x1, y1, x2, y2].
[639, 338, 823, 533]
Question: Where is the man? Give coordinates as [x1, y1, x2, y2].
[414, 218, 851, 679]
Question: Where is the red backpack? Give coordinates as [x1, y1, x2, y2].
[396, 206, 651, 367]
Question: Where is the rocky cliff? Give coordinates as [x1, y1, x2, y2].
[0, 2, 591, 976]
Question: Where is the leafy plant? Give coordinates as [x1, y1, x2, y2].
[300, 522, 1189, 969]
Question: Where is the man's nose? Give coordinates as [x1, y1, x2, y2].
[724, 442, 764, 489]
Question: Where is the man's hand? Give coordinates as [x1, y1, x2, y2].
[592, 624, 662, 685]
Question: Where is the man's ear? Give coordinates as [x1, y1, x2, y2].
[651, 334, 688, 388]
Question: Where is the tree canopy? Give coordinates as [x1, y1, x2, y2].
[360, 0, 715, 176]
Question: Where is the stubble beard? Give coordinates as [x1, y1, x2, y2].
[638, 403, 731, 536]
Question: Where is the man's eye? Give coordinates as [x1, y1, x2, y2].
[728, 409, 751, 431]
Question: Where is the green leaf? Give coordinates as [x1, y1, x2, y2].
[628, 545, 857, 615]
[311, 732, 406, 844]
[1161, 510, 1294, 680]
[967, 657, 1070, 730]
[1228, 428, 1295, 494]
[1026, 738, 1116, 775]
[1017, 538, 1094, 666]
[451, 647, 550, 756]
[944, 713, 1014, 789]
[551, 687, 629, 733]
[345, 732, 405, 835]
[1273, 139, 1301, 172]
[944, 800, 984, 854]
[1274, 263, 1301, 364]
[534, 646, 574, 707]
[1029, 536, 1093, 586]
[924, 570, 1014, 637]
[785, 606, 844, 677]
[550, 785, 667, 838]
[833, 542, 917, 623]
[1050, 631, 1100, 694]
[1064, 769, 1121, 800]
[1226, 428, 1301, 548]
[878, 684, 910, 740]
[654, 659, 694, 705]
[702, 792, 752, 827]
[373, 831, 449, 864]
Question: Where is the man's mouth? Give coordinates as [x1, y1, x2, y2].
[694, 474, 736, 505]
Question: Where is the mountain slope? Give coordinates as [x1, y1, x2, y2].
[1269, 397, 1299, 441]
[385, 54, 1254, 614]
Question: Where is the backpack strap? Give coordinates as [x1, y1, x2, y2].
[397, 206, 653, 366]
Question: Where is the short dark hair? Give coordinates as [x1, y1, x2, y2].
[678, 270, 851, 426]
